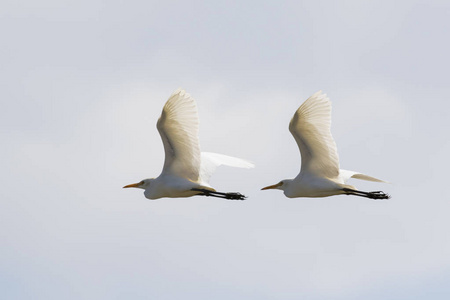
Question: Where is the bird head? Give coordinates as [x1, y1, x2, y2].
[123, 178, 153, 190]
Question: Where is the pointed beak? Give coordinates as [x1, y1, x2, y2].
[261, 182, 282, 190]
[123, 182, 140, 188]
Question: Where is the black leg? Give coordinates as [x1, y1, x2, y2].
[191, 188, 247, 200]
[342, 188, 390, 200]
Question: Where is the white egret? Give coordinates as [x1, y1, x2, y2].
[124, 89, 254, 200]
[261, 91, 390, 200]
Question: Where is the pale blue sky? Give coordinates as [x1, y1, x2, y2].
[2, 0, 450, 299]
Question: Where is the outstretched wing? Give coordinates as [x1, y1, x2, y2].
[157, 89, 201, 181]
[199, 152, 254, 185]
[339, 169, 387, 184]
[289, 91, 340, 178]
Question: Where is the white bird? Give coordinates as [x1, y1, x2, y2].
[261, 91, 390, 200]
[124, 89, 254, 200]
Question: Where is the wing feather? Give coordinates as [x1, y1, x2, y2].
[289, 91, 340, 178]
[157, 89, 201, 181]
[199, 152, 254, 185]
[339, 169, 387, 183]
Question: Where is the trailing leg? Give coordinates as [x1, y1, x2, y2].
[191, 188, 247, 200]
[342, 188, 390, 200]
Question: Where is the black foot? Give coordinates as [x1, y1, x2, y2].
[222, 192, 246, 200]
[368, 191, 391, 200]
[191, 188, 247, 200]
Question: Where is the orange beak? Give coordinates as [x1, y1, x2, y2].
[123, 182, 140, 188]
[261, 182, 282, 190]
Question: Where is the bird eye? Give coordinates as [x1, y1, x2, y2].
[140, 180, 144, 185]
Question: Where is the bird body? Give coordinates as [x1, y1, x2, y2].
[140, 175, 211, 200]
[124, 89, 253, 200]
[285, 176, 346, 198]
[262, 91, 389, 200]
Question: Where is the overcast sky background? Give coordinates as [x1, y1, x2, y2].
[2, 0, 450, 299]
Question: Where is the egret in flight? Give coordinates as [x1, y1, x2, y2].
[261, 91, 390, 200]
[124, 89, 253, 200]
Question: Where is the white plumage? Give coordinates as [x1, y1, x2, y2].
[262, 91, 390, 200]
[124, 89, 253, 200]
